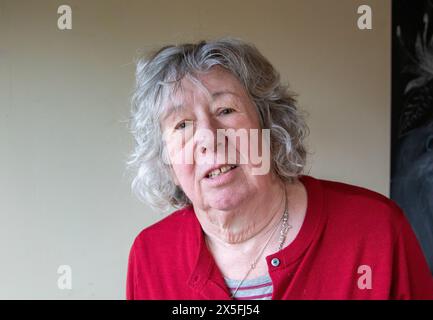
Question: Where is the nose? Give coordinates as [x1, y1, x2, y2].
[194, 118, 226, 162]
[195, 118, 217, 154]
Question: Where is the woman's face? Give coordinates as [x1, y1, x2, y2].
[160, 66, 273, 211]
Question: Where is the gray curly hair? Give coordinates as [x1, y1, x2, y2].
[127, 37, 309, 212]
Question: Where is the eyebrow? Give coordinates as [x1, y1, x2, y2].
[211, 90, 240, 99]
[161, 90, 240, 121]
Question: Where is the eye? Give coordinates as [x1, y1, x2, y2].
[174, 121, 186, 130]
[219, 108, 235, 115]
[174, 120, 193, 130]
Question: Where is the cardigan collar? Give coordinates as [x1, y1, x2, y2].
[186, 175, 325, 299]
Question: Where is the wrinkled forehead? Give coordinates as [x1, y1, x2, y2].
[159, 69, 246, 122]
[160, 73, 211, 118]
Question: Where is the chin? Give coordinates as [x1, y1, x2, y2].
[206, 191, 246, 211]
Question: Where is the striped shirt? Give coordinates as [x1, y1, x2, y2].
[224, 274, 273, 300]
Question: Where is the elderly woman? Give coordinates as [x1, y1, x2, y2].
[126, 38, 433, 300]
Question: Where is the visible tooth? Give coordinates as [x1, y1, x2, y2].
[220, 165, 231, 173]
[208, 168, 221, 178]
[207, 165, 236, 178]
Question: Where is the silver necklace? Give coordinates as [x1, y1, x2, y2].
[230, 189, 292, 298]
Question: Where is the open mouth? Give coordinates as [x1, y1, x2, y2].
[205, 165, 238, 179]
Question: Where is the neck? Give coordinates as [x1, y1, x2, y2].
[196, 178, 289, 255]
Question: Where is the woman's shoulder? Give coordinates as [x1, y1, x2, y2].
[131, 205, 198, 249]
[320, 177, 391, 202]
[310, 175, 407, 233]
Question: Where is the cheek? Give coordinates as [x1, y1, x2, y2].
[165, 131, 195, 166]
[171, 164, 196, 189]
[225, 128, 265, 166]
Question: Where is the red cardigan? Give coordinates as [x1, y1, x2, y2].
[126, 175, 433, 299]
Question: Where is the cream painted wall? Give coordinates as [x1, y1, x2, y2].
[0, 0, 390, 299]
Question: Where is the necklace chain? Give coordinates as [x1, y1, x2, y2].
[230, 188, 292, 298]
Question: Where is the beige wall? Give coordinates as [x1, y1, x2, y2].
[0, 0, 390, 299]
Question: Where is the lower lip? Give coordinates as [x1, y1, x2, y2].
[203, 166, 238, 186]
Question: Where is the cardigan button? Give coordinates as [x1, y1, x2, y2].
[271, 258, 280, 267]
